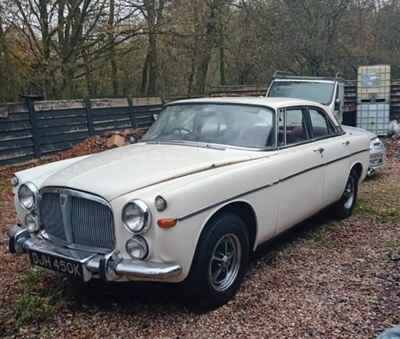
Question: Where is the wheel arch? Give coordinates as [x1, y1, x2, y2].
[201, 200, 258, 252]
[350, 162, 363, 182]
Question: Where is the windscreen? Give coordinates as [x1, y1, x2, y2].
[269, 81, 334, 105]
[142, 103, 275, 149]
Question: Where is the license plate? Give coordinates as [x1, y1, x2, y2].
[29, 251, 83, 279]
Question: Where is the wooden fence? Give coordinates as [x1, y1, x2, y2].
[0, 97, 163, 166]
[1, 81, 400, 166]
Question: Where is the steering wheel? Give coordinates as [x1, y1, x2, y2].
[170, 127, 191, 136]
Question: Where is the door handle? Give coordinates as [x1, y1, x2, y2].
[313, 147, 325, 154]
[343, 140, 350, 146]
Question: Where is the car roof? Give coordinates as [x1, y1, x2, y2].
[167, 96, 340, 126]
[168, 96, 327, 110]
[272, 78, 336, 84]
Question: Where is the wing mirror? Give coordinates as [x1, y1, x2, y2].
[335, 99, 341, 111]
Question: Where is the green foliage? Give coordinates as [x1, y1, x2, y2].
[355, 194, 400, 224]
[15, 293, 56, 328]
[15, 269, 64, 328]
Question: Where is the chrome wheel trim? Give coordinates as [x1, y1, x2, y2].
[344, 177, 355, 210]
[208, 233, 242, 292]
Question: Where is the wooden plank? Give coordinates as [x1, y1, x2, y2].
[0, 131, 32, 142]
[36, 109, 87, 120]
[37, 116, 87, 128]
[93, 120, 132, 132]
[0, 103, 28, 118]
[90, 98, 129, 109]
[92, 116, 131, 126]
[0, 153, 34, 166]
[91, 110, 131, 118]
[39, 131, 89, 145]
[0, 138, 34, 151]
[1, 112, 30, 122]
[0, 121, 32, 132]
[34, 100, 85, 112]
[0, 147, 34, 162]
[91, 110, 131, 119]
[40, 139, 87, 154]
[38, 125, 88, 136]
[131, 97, 162, 106]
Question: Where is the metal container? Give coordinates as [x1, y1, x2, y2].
[357, 103, 390, 136]
[357, 65, 391, 103]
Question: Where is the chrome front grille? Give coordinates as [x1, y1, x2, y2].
[70, 197, 114, 249]
[39, 188, 114, 250]
[40, 192, 67, 241]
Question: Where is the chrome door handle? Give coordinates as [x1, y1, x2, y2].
[313, 147, 325, 154]
[343, 141, 350, 146]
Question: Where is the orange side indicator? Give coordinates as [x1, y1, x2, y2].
[157, 218, 177, 229]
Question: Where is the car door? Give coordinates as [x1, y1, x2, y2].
[274, 107, 325, 234]
[307, 107, 350, 207]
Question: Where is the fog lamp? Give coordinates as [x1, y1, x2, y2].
[126, 236, 149, 260]
[25, 214, 39, 233]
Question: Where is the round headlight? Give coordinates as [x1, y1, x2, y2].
[126, 236, 149, 260]
[25, 214, 39, 233]
[18, 183, 37, 210]
[122, 200, 151, 233]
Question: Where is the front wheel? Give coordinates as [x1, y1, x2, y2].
[183, 213, 250, 310]
[332, 171, 359, 219]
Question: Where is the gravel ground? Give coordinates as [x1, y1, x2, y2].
[0, 141, 399, 339]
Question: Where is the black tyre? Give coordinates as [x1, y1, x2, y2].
[332, 170, 359, 219]
[183, 213, 250, 310]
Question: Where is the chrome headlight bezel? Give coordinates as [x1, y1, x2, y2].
[11, 175, 19, 187]
[122, 200, 151, 234]
[17, 182, 38, 211]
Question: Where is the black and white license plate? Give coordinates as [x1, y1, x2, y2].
[29, 251, 83, 279]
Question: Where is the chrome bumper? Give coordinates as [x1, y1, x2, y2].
[368, 151, 385, 176]
[7, 225, 182, 282]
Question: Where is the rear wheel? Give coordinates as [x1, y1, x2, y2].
[332, 170, 359, 219]
[183, 213, 249, 310]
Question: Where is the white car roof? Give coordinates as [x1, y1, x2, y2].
[272, 78, 335, 84]
[168, 96, 340, 125]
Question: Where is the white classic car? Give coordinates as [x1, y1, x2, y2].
[8, 97, 370, 309]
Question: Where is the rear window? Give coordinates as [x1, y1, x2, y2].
[269, 81, 334, 105]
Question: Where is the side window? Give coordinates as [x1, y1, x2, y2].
[285, 109, 308, 145]
[309, 109, 331, 138]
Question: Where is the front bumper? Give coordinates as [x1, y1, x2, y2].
[7, 225, 182, 282]
[368, 150, 385, 176]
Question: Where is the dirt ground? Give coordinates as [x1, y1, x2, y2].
[0, 140, 399, 339]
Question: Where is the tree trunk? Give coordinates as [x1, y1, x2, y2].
[219, 13, 225, 85]
[108, 0, 119, 96]
[146, 31, 158, 96]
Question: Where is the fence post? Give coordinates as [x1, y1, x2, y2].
[127, 97, 137, 129]
[84, 97, 95, 136]
[23, 95, 42, 158]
